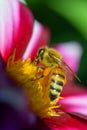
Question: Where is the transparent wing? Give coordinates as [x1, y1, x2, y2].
[49, 52, 80, 83]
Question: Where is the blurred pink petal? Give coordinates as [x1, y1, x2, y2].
[44, 113, 87, 130]
[59, 92, 87, 115]
[59, 77, 87, 116]
[0, 0, 33, 62]
[61, 83, 87, 96]
[13, 2, 34, 61]
[54, 42, 82, 72]
[23, 20, 50, 60]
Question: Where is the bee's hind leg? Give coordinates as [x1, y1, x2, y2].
[34, 66, 51, 81]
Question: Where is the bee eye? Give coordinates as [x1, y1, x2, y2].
[39, 48, 45, 55]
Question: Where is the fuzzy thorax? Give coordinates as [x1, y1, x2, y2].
[6, 52, 63, 118]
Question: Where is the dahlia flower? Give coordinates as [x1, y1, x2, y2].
[0, 1, 87, 130]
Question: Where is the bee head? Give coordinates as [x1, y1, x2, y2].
[34, 47, 46, 64]
[38, 47, 54, 66]
[35, 47, 61, 67]
[38, 48, 45, 57]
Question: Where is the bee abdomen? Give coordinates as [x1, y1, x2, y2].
[53, 73, 65, 80]
[51, 79, 63, 86]
[49, 77, 64, 101]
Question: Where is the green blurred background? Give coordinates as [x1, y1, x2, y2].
[25, 0, 87, 86]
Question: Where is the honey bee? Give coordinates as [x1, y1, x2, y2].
[34, 47, 80, 101]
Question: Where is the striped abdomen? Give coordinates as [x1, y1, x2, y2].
[49, 67, 66, 101]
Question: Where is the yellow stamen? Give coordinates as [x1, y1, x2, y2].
[6, 51, 63, 118]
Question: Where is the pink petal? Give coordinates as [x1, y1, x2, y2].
[13, 2, 34, 60]
[23, 20, 50, 60]
[54, 42, 82, 72]
[0, 0, 14, 62]
[59, 92, 87, 116]
[0, 1, 33, 62]
[61, 83, 87, 96]
[59, 83, 87, 116]
[44, 113, 87, 130]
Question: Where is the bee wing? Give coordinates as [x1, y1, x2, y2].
[60, 60, 80, 82]
[49, 52, 80, 83]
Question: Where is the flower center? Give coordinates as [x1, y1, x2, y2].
[6, 51, 63, 118]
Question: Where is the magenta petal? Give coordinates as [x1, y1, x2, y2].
[60, 82, 87, 116]
[0, 1, 33, 62]
[59, 92, 87, 116]
[61, 83, 87, 96]
[54, 42, 82, 72]
[23, 20, 50, 60]
[0, 1, 14, 62]
[13, 2, 34, 61]
[44, 113, 87, 130]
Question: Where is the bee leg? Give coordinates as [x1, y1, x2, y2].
[32, 66, 45, 81]
[59, 96, 64, 100]
[33, 55, 40, 65]
[42, 67, 51, 76]
[34, 67, 51, 81]
[38, 67, 51, 79]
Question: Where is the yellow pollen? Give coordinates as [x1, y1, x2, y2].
[6, 51, 63, 118]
